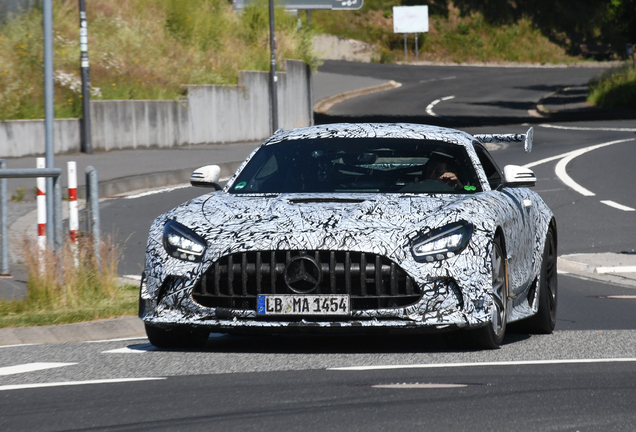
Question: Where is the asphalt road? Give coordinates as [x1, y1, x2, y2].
[2, 61, 636, 431]
[317, 61, 609, 126]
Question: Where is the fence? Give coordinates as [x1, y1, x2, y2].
[0, 59, 313, 158]
[0, 160, 100, 274]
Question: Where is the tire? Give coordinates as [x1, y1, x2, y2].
[520, 229, 558, 334]
[145, 324, 210, 349]
[472, 236, 507, 349]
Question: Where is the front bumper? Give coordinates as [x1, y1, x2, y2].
[139, 274, 492, 332]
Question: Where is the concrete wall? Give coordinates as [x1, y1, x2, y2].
[0, 59, 312, 158]
[91, 99, 190, 151]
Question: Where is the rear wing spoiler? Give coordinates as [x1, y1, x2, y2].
[473, 127, 533, 153]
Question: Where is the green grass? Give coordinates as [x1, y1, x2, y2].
[312, 1, 575, 64]
[0, 285, 138, 328]
[0, 0, 318, 121]
[0, 236, 137, 329]
[588, 65, 636, 109]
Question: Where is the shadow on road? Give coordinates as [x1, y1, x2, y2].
[134, 331, 532, 354]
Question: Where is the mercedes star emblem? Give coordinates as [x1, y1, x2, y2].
[284, 255, 322, 293]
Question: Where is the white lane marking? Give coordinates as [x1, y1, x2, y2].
[0, 343, 41, 349]
[102, 334, 226, 353]
[525, 138, 636, 212]
[0, 378, 166, 392]
[123, 184, 191, 199]
[103, 343, 160, 353]
[539, 124, 636, 132]
[553, 138, 636, 197]
[426, 95, 455, 117]
[535, 188, 566, 193]
[602, 295, 636, 299]
[0, 363, 76, 376]
[373, 383, 467, 389]
[595, 266, 636, 274]
[85, 336, 148, 344]
[555, 153, 596, 196]
[600, 200, 635, 212]
[328, 358, 636, 371]
[123, 177, 232, 200]
[523, 138, 635, 169]
[420, 76, 456, 84]
[122, 274, 142, 281]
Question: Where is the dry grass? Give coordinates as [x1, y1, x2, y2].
[0, 0, 318, 120]
[0, 235, 138, 328]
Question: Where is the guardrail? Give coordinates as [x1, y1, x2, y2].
[0, 160, 100, 275]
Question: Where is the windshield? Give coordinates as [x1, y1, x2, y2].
[229, 138, 482, 194]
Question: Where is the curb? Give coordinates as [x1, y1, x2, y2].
[558, 254, 636, 289]
[0, 317, 145, 346]
[533, 87, 636, 122]
[313, 80, 402, 114]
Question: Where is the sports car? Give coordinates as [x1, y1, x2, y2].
[139, 123, 557, 349]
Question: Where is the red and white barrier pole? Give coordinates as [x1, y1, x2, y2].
[36, 157, 47, 252]
[67, 162, 78, 243]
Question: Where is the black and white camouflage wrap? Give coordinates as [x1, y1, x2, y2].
[139, 124, 554, 332]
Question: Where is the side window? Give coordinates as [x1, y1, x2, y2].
[474, 144, 502, 190]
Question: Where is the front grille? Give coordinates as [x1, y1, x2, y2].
[192, 250, 421, 312]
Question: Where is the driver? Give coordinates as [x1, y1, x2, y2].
[425, 154, 463, 190]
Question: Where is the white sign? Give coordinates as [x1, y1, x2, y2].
[393, 6, 428, 33]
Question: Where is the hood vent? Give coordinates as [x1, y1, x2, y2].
[287, 198, 366, 204]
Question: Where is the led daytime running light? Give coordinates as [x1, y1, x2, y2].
[163, 220, 206, 263]
[411, 222, 473, 262]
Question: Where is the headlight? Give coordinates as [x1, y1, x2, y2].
[163, 220, 206, 262]
[411, 221, 473, 262]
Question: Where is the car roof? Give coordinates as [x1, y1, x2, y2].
[262, 123, 474, 148]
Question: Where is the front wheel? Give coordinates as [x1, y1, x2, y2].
[145, 324, 209, 349]
[472, 236, 507, 349]
[520, 228, 558, 333]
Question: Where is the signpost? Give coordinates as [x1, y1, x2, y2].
[79, 0, 92, 154]
[269, 0, 278, 133]
[393, 5, 428, 60]
[235, 0, 362, 134]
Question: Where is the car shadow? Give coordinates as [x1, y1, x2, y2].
[130, 331, 532, 354]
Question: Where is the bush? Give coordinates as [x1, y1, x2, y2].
[588, 65, 636, 109]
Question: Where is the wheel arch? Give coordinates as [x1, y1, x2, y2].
[494, 226, 507, 258]
[549, 217, 558, 251]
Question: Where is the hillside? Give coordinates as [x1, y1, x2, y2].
[312, 1, 576, 64]
[0, 0, 316, 121]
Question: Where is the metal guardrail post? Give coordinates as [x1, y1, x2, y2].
[0, 167, 63, 272]
[54, 174, 63, 249]
[86, 166, 100, 263]
[0, 159, 7, 275]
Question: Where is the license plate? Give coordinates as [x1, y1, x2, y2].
[257, 295, 350, 316]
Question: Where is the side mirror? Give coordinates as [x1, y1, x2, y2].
[191, 165, 222, 190]
[503, 165, 536, 187]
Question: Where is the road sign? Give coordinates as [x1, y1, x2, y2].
[234, 0, 362, 10]
[393, 5, 428, 33]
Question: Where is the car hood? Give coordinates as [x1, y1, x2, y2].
[173, 193, 483, 261]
